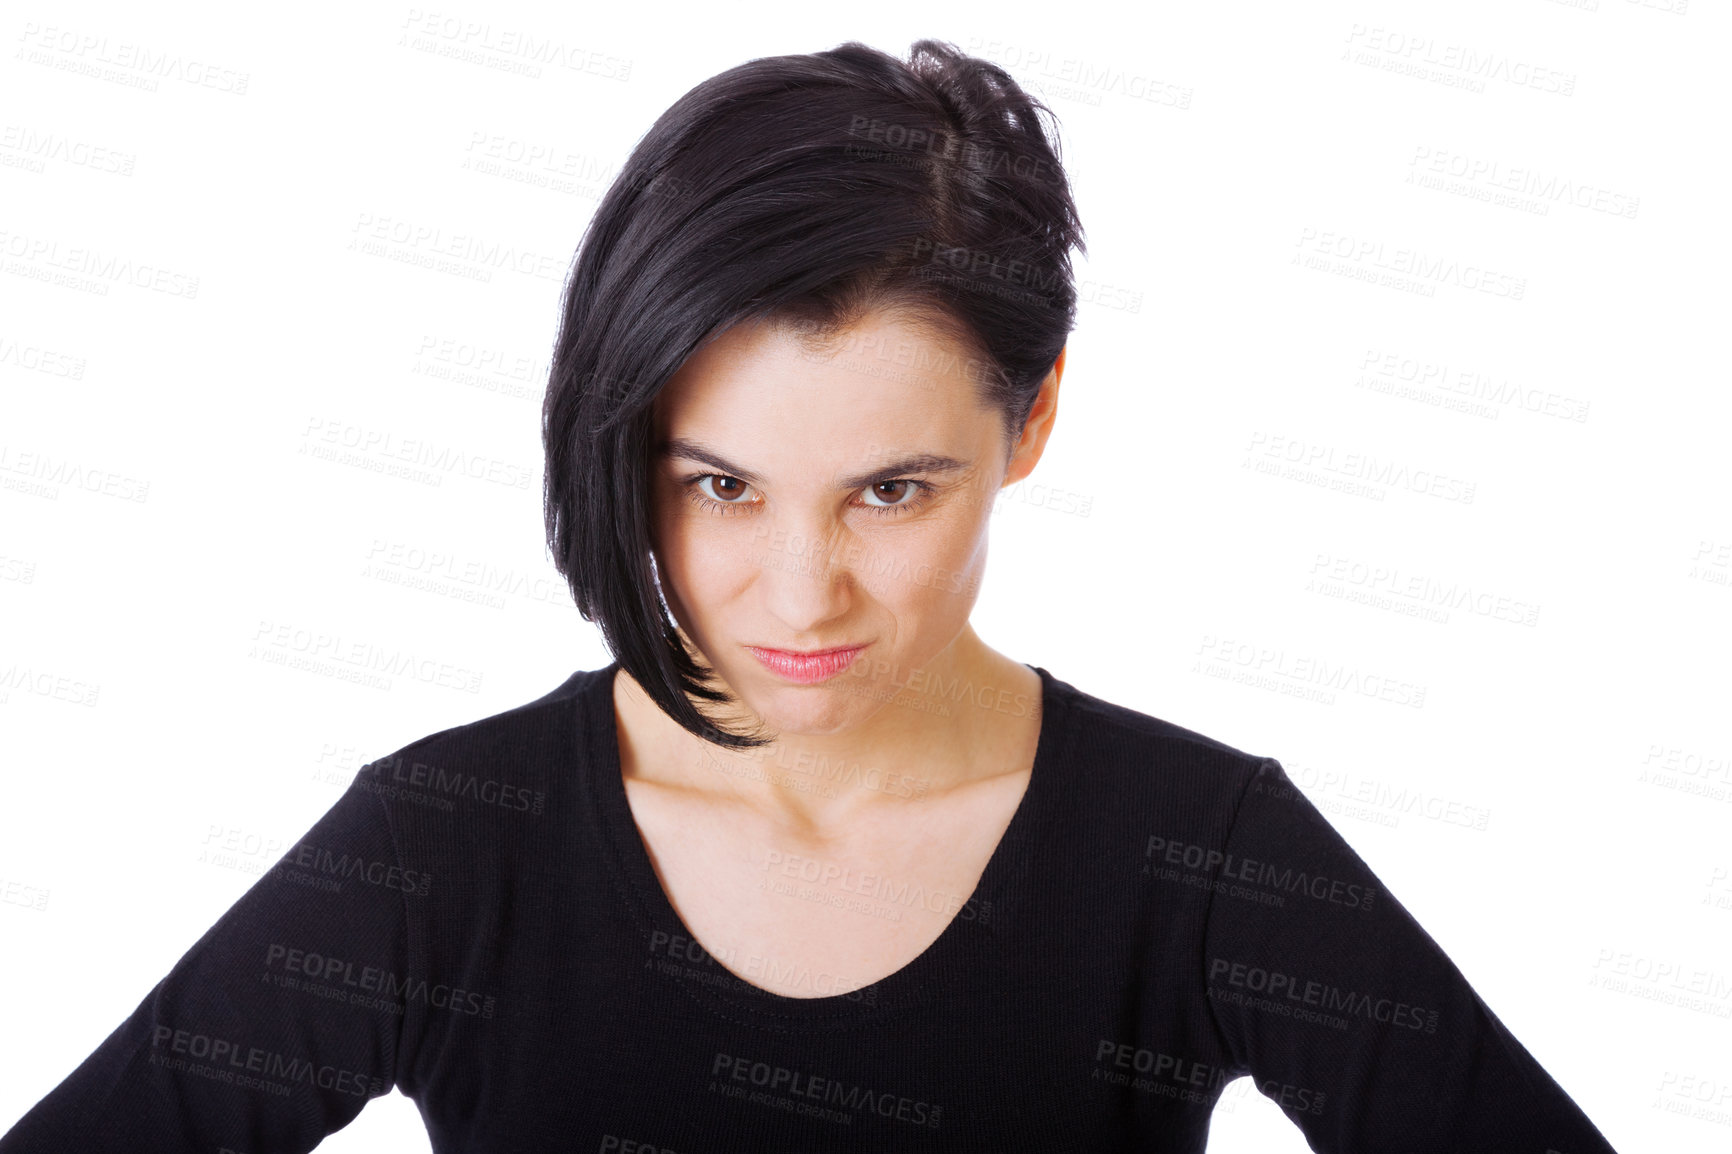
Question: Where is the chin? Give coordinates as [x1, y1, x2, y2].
[740, 680, 877, 736]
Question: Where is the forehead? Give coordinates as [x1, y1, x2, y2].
[653, 309, 1000, 445]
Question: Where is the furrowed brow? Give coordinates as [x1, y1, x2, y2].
[658, 438, 969, 491]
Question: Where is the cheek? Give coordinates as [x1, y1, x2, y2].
[858, 517, 988, 609]
[648, 493, 698, 592]
[652, 502, 759, 597]
[919, 498, 992, 566]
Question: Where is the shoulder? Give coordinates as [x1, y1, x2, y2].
[1044, 666, 1272, 769]
[1040, 667, 1279, 818]
[375, 666, 601, 768]
[349, 665, 610, 844]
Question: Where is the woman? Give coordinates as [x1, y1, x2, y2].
[0, 39, 1618, 1153]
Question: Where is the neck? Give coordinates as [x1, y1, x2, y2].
[614, 627, 1041, 833]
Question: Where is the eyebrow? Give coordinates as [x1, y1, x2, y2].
[657, 437, 971, 492]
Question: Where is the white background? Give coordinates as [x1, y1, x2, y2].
[3, 0, 1728, 1149]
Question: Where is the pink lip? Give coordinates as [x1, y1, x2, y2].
[746, 644, 870, 685]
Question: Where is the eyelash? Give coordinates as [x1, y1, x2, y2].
[682, 475, 934, 519]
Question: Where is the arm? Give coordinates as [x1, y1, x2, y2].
[0, 770, 412, 1153]
[1201, 758, 1617, 1152]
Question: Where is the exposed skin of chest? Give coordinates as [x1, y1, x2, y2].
[613, 661, 1042, 999]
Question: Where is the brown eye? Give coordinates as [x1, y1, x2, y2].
[859, 480, 919, 509]
[700, 475, 752, 502]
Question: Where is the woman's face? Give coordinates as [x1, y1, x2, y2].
[647, 307, 1058, 738]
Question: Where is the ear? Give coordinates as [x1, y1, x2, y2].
[1002, 346, 1066, 488]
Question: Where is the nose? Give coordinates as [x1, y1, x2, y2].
[754, 517, 857, 634]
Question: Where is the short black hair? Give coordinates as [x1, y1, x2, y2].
[542, 38, 1086, 749]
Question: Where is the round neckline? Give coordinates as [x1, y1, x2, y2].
[580, 659, 1069, 1028]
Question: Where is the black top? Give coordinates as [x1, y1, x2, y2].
[0, 663, 1618, 1152]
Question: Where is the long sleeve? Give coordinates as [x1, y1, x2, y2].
[0, 770, 412, 1152]
[1200, 757, 1617, 1151]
